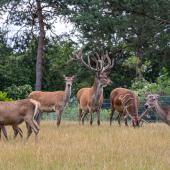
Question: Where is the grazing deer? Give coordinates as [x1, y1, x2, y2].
[71, 49, 113, 125]
[144, 93, 170, 126]
[110, 88, 140, 127]
[0, 99, 40, 140]
[28, 75, 75, 126]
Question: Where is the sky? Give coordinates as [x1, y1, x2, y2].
[0, 13, 77, 45]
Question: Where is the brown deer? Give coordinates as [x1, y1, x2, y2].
[144, 93, 170, 126]
[71, 49, 114, 126]
[28, 75, 75, 126]
[110, 88, 140, 127]
[0, 99, 40, 140]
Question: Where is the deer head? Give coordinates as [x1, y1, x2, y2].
[63, 75, 75, 89]
[70, 48, 114, 87]
[144, 93, 160, 110]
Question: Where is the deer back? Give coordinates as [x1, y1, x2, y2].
[110, 88, 139, 115]
[29, 91, 65, 110]
[0, 99, 37, 125]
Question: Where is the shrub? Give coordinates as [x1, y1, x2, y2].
[132, 68, 170, 96]
[0, 91, 12, 101]
[5, 84, 32, 100]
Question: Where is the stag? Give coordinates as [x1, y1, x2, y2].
[71, 49, 113, 125]
[28, 75, 74, 126]
[110, 88, 140, 127]
[144, 93, 170, 126]
[0, 99, 40, 140]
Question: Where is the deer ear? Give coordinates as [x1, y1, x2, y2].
[145, 92, 151, 97]
[63, 75, 66, 79]
[155, 94, 160, 99]
[72, 75, 75, 79]
[96, 72, 100, 77]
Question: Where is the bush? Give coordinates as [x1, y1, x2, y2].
[5, 84, 32, 100]
[0, 91, 12, 101]
[132, 68, 170, 96]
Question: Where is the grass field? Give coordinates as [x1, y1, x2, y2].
[0, 121, 170, 170]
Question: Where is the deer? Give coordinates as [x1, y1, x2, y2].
[0, 99, 40, 140]
[70, 49, 114, 126]
[144, 93, 170, 126]
[28, 75, 75, 127]
[109, 88, 150, 127]
[110, 88, 140, 127]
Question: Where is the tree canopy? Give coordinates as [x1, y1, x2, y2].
[0, 0, 170, 99]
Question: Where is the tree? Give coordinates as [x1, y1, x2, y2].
[67, 0, 170, 83]
[1, 0, 68, 90]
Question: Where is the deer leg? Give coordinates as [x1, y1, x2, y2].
[26, 122, 32, 140]
[0, 127, 1, 140]
[117, 113, 122, 126]
[81, 112, 88, 125]
[13, 125, 23, 139]
[1, 125, 8, 140]
[78, 108, 82, 125]
[110, 109, 115, 126]
[56, 109, 62, 127]
[34, 110, 41, 126]
[96, 110, 100, 126]
[90, 112, 93, 126]
[124, 116, 128, 126]
[13, 126, 18, 139]
[25, 118, 39, 141]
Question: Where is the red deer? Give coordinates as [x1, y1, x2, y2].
[71, 50, 113, 125]
[0, 99, 40, 140]
[28, 75, 74, 126]
[144, 93, 170, 126]
[110, 88, 140, 127]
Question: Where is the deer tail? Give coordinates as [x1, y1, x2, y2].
[29, 99, 41, 120]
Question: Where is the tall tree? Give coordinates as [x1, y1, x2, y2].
[35, 0, 45, 90]
[1, 0, 68, 90]
[67, 0, 170, 82]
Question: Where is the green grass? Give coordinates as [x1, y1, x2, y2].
[0, 121, 170, 170]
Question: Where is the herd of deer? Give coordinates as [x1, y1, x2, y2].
[0, 49, 169, 141]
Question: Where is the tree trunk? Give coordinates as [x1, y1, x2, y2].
[136, 47, 143, 81]
[135, 32, 143, 81]
[35, 0, 45, 90]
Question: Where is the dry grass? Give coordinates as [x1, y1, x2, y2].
[0, 121, 170, 170]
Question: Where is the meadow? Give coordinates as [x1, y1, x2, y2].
[0, 121, 170, 170]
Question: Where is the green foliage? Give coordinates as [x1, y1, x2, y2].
[5, 84, 32, 100]
[123, 55, 138, 69]
[132, 68, 170, 96]
[0, 91, 12, 101]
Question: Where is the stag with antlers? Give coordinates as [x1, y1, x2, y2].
[71, 49, 114, 126]
[145, 93, 170, 126]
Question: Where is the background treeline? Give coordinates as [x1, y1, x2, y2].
[0, 0, 170, 100]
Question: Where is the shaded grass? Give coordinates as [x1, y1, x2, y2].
[0, 121, 170, 170]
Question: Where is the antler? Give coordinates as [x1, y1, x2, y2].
[119, 94, 133, 107]
[101, 51, 114, 73]
[69, 48, 114, 73]
[139, 109, 149, 120]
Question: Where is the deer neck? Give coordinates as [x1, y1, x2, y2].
[153, 102, 167, 120]
[91, 78, 103, 105]
[63, 84, 72, 107]
[124, 94, 138, 117]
